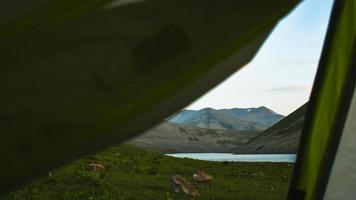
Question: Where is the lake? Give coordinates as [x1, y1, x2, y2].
[165, 153, 296, 163]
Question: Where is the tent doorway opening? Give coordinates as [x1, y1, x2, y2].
[4, 0, 353, 200]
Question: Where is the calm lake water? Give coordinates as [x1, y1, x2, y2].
[165, 153, 296, 163]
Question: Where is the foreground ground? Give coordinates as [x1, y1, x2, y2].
[1, 145, 293, 200]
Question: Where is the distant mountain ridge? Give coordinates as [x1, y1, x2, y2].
[168, 106, 284, 131]
[235, 103, 308, 153]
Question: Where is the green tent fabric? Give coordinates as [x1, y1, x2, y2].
[323, 88, 356, 199]
[0, 0, 299, 193]
[288, 0, 356, 199]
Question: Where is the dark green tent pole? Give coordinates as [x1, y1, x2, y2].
[287, 1, 339, 199]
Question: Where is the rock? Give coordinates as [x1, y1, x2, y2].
[88, 163, 105, 172]
[193, 171, 213, 187]
[251, 172, 264, 177]
[170, 175, 200, 197]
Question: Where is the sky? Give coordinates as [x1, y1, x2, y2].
[186, 0, 334, 115]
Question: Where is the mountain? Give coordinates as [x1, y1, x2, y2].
[129, 103, 306, 154]
[128, 121, 260, 153]
[168, 106, 284, 131]
[235, 103, 308, 154]
[220, 106, 284, 127]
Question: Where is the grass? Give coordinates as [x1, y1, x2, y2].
[1, 145, 293, 200]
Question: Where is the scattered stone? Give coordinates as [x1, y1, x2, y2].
[170, 175, 200, 197]
[193, 171, 213, 182]
[251, 172, 264, 177]
[193, 171, 213, 187]
[88, 163, 105, 172]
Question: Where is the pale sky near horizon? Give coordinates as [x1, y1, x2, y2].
[186, 0, 334, 115]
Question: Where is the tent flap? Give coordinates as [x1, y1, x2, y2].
[0, 0, 299, 193]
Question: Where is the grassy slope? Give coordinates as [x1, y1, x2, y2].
[129, 122, 260, 153]
[1, 145, 293, 200]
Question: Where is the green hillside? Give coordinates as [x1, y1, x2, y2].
[129, 122, 260, 153]
[1, 145, 293, 200]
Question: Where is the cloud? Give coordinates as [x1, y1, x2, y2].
[266, 85, 312, 93]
